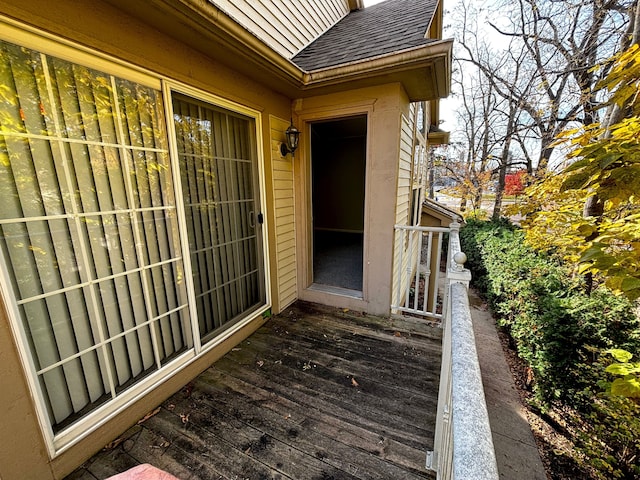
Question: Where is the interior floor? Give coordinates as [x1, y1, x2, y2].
[313, 230, 363, 291]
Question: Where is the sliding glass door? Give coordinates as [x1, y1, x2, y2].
[0, 41, 192, 432]
[0, 37, 266, 447]
[172, 95, 265, 343]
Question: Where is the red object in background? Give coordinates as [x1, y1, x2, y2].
[505, 170, 526, 196]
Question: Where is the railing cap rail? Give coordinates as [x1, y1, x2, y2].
[393, 224, 451, 233]
[450, 282, 499, 479]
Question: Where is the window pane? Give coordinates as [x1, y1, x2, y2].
[0, 40, 192, 433]
[172, 94, 264, 341]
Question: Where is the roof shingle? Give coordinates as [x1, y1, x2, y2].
[292, 0, 439, 71]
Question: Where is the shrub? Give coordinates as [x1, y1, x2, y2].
[460, 219, 640, 478]
[575, 384, 640, 480]
[460, 219, 640, 405]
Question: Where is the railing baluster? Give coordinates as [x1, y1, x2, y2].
[392, 224, 449, 321]
[413, 230, 423, 312]
[423, 231, 433, 315]
[394, 227, 406, 311]
[405, 229, 415, 311]
[431, 231, 443, 316]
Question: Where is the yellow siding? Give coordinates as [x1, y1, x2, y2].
[396, 113, 414, 226]
[392, 112, 419, 308]
[211, 0, 349, 58]
[269, 116, 298, 312]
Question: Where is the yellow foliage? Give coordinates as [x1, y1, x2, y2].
[517, 45, 640, 300]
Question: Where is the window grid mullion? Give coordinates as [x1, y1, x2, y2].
[0, 205, 177, 227]
[194, 267, 260, 301]
[35, 303, 190, 377]
[0, 129, 167, 154]
[109, 76, 163, 371]
[16, 255, 183, 306]
[39, 53, 118, 401]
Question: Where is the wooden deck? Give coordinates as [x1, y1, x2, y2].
[66, 302, 442, 480]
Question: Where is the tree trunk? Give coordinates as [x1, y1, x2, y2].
[536, 145, 554, 175]
[492, 160, 508, 220]
[582, 195, 605, 295]
[459, 195, 468, 212]
[474, 188, 484, 212]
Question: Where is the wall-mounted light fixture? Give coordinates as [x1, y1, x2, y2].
[280, 119, 300, 157]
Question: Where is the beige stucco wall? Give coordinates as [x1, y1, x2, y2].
[0, 1, 295, 478]
[0, 304, 53, 480]
[292, 84, 410, 316]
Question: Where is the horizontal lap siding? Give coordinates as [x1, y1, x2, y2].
[210, 0, 349, 58]
[392, 112, 416, 308]
[396, 112, 414, 226]
[270, 116, 297, 311]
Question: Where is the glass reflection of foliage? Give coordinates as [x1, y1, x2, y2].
[173, 95, 262, 342]
[0, 40, 191, 433]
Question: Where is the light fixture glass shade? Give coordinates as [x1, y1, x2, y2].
[281, 121, 300, 156]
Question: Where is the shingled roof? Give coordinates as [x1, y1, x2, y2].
[292, 0, 439, 71]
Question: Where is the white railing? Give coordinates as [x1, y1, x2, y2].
[426, 222, 499, 480]
[392, 225, 449, 320]
[392, 221, 498, 479]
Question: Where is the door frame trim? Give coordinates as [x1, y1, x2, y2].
[294, 102, 374, 309]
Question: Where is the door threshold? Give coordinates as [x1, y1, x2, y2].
[308, 283, 364, 299]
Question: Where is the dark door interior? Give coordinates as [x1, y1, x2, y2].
[310, 116, 367, 292]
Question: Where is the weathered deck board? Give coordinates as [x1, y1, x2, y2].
[67, 302, 441, 480]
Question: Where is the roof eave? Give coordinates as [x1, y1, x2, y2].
[428, 130, 450, 145]
[102, 0, 451, 101]
[422, 198, 464, 223]
[103, 0, 305, 95]
[298, 39, 453, 101]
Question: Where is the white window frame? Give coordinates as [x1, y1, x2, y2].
[0, 16, 271, 457]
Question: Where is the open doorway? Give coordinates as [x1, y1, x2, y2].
[310, 116, 367, 292]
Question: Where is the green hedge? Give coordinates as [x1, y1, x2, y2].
[460, 219, 640, 478]
[460, 219, 640, 405]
